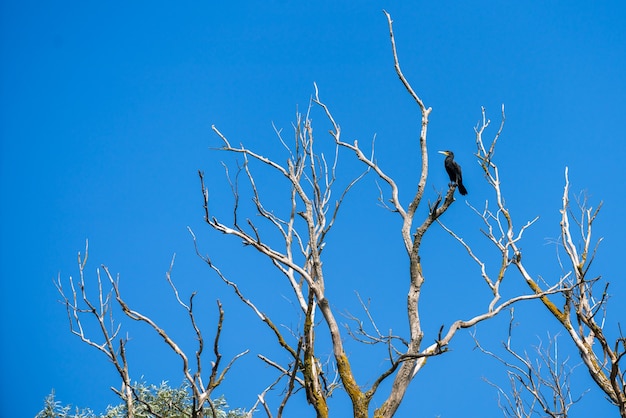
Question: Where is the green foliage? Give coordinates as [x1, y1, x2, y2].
[36, 390, 96, 418]
[37, 382, 247, 418]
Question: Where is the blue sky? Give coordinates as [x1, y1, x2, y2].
[1, 2, 625, 417]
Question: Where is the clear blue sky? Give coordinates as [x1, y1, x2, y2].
[1, 2, 625, 417]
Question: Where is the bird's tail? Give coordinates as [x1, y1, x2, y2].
[458, 182, 468, 195]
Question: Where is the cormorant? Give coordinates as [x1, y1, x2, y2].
[438, 150, 467, 195]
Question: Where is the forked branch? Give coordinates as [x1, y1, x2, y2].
[470, 107, 626, 416]
[474, 310, 585, 418]
[57, 243, 247, 418]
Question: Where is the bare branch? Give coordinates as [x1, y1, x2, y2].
[55, 241, 135, 416]
[474, 310, 586, 418]
[382, 10, 427, 113]
[473, 105, 626, 416]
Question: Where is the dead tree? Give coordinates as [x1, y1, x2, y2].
[56, 243, 247, 418]
[194, 11, 564, 418]
[462, 107, 626, 417]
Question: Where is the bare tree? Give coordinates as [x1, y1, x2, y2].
[56, 242, 247, 418]
[54, 10, 623, 418]
[192, 11, 565, 418]
[462, 106, 626, 417]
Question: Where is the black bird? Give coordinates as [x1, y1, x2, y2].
[438, 150, 467, 195]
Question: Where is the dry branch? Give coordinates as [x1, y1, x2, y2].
[471, 106, 626, 416]
[57, 242, 247, 418]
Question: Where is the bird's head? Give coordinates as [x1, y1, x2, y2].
[438, 150, 453, 157]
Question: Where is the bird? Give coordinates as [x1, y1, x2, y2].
[438, 150, 467, 195]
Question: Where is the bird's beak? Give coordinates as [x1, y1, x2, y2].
[438, 150, 448, 156]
